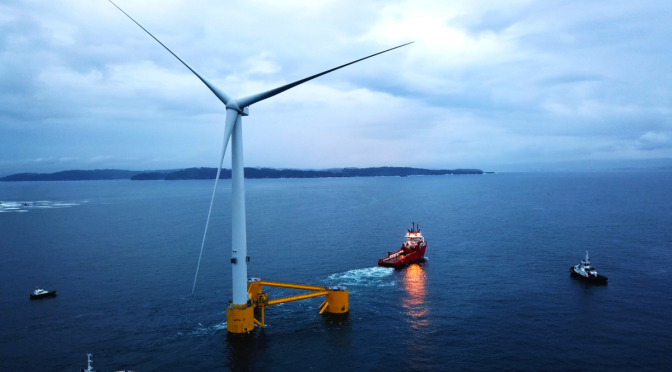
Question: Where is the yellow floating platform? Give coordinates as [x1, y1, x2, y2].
[227, 278, 348, 333]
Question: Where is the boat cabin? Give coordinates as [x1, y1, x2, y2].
[574, 251, 599, 277]
[404, 222, 425, 248]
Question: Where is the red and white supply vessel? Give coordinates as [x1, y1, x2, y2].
[378, 223, 427, 268]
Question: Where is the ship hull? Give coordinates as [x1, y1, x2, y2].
[569, 268, 608, 284]
[378, 245, 427, 268]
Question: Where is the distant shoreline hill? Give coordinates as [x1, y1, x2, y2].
[0, 167, 484, 182]
[0, 169, 143, 182]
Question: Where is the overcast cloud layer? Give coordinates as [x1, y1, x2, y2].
[1, 0, 671, 174]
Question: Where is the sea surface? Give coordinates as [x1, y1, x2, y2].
[1, 172, 671, 371]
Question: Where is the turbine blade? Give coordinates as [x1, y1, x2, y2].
[237, 42, 413, 108]
[192, 109, 239, 294]
[108, 0, 231, 105]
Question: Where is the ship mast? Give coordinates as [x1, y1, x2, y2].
[84, 354, 94, 372]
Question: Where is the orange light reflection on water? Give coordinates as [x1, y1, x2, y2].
[402, 264, 429, 328]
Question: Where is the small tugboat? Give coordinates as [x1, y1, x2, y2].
[378, 222, 428, 268]
[570, 251, 608, 284]
[30, 287, 57, 299]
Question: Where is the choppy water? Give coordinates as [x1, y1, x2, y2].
[1, 172, 671, 371]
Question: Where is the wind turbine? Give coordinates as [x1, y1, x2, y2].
[108, 1, 411, 333]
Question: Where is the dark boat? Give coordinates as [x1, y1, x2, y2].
[570, 251, 607, 284]
[30, 287, 57, 299]
[378, 223, 427, 268]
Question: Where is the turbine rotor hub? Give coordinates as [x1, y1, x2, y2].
[225, 99, 249, 116]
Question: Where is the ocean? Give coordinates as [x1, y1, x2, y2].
[1, 172, 671, 371]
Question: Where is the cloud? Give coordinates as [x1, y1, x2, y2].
[0, 0, 671, 174]
[89, 155, 113, 163]
[243, 53, 282, 75]
[635, 131, 672, 150]
[538, 74, 604, 86]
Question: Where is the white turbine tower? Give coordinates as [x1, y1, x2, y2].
[109, 1, 411, 333]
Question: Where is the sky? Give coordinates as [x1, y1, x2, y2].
[1, 0, 671, 175]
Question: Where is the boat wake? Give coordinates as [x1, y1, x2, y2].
[327, 267, 396, 287]
[0, 200, 81, 213]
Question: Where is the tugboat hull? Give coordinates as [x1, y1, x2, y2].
[570, 268, 608, 284]
[30, 290, 57, 299]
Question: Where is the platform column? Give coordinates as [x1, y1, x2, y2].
[227, 304, 254, 333]
[227, 110, 254, 333]
[325, 286, 349, 314]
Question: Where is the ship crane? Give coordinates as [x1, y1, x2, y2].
[108, 1, 410, 333]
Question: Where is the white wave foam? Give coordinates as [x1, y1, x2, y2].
[191, 320, 227, 336]
[327, 267, 395, 286]
[328, 266, 394, 280]
[0, 200, 80, 213]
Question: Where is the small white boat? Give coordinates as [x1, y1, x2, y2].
[30, 287, 56, 299]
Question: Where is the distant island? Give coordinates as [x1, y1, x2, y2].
[0, 169, 143, 182]
[0, 167, 484, 182]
